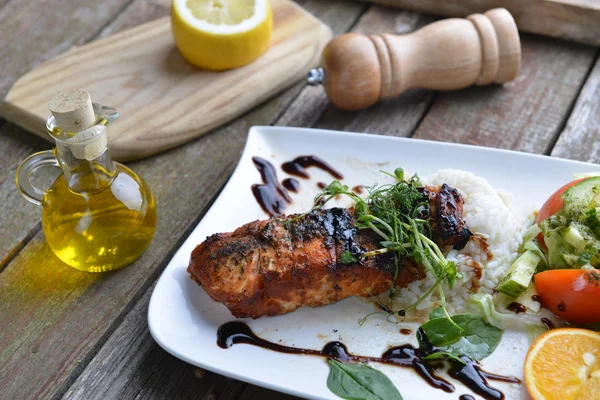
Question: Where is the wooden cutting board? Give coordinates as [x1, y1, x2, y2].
[1, 0, 332, 161]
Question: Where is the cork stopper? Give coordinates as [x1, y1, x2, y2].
[48, 89, 96, 132]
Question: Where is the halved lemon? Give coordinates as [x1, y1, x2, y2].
[524, 328, 600, 400]
[172, 0, 273, 70]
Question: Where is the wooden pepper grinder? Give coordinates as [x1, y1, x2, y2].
[307, 8, 520, 111]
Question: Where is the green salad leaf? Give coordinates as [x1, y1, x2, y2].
[327, 360, 402, 400]
[469, 292, 545, 329]
[419, 313, 502, 361]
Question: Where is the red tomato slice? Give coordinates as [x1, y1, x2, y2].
[535, 178, 586, 224]
[535, 178, 587, 246]
[534, 269, 600, 325]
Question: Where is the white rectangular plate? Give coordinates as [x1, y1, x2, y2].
[148, 126, 600, 400]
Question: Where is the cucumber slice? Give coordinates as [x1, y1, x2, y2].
[561, 177, 600, 220]
[514, 282, 541, 313]
[564, 223, 591, 253]
[497, 250, 541, 298]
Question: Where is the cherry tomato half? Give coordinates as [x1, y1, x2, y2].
[534, 269, 600, 325]
[535, 178, 586, 246]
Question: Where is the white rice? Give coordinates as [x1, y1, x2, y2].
[389, 169, 528, 316]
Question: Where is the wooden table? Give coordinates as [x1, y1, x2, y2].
[0, 1, 598, 399]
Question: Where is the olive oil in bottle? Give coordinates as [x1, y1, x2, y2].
[16, 89, 157, 272]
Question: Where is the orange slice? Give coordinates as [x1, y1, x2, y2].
[524, 328, 600, 400]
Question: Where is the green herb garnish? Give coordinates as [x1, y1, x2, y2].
[340, 251, 357, 264]
[317, 177, 455, 284]
[327, 359, 402, 400]
[299, 171, 459, 328]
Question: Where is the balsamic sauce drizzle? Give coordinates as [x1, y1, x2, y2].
[217, 322, 520, 400]
[251, 157, 292, 216]
[251, 155, 344, 215]
[282, 156, 344, 180]
[400, 328, 412, 335]
[541, 318, 555, 330]
[506, 302, 526, 314]
[282, 178, 300, 192]
[460, 395, 476, 400]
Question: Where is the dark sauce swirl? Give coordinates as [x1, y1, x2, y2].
[506, 302, 526, 314]
[282, 178, 300, 192]
[251, 157, 291, 216]
[217, 322, 520, 400]
[541, 318, 555, 330]
[282, 155, 344, 180]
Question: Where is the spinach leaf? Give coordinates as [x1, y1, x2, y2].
[419, 314, 502, 361]
[327, 359, 402, 400]
[428, 306, 445, 320]
[419, 317, 463, 347]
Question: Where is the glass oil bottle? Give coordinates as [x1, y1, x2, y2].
[16, 89, 157, 272]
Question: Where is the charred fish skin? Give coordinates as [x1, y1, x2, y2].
[188, 185, 470, 319]
[287, 207, 372, 264]
[188, 208, 403, 319]
[419, 184, 472, 250]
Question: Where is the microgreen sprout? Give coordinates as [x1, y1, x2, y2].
[295, 170, 458, 325]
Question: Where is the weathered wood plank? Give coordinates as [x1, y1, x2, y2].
[359, 0, 600, 46]
[0, 0, 135, 101]
[413, 35, 597, 154]
[0, 1, 367, 400]
[551, 55, 600, 163]
[237, 386, 300, 400]
[0, 0, 12, 15]
[0, 123, 50, 270]
[63, 284, 246, 400]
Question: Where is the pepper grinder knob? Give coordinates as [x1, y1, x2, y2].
[310, 8, 521, 111]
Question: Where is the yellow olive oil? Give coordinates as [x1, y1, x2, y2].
[42, 164, 157, 272]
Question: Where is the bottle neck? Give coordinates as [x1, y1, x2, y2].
[46, 102, 120, 194]
[54, 130, 117, 194]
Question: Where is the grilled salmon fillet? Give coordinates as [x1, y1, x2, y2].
[188, 184, 471, 318]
